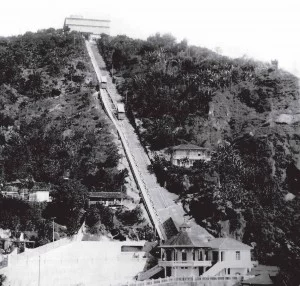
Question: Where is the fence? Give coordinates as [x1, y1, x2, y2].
[109, 275, 253, 286]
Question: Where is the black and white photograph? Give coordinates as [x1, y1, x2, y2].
[0, 0, 299, 285]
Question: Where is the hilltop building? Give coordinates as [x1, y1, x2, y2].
[158, 223, 253, 278]
[170, 144, 211, 167]
[64, 15, 110, 39]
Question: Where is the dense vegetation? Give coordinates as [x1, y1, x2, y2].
[98, 33, 300, 285]
[0, 29, 127, 238]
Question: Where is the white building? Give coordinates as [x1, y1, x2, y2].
[64, 16, 110, 37]
[28, 191, 50, 202]
[159, 223, 253, 278]
[170, 144, 211, 167]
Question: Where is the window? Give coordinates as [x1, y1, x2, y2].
[198, 251, 203, 261]
[228, 268, 231, 275]
[182, 250, 187, 261]
[236, 251, 241, 260]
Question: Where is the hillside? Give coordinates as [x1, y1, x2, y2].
[97, 33, 300, 285]
[0, 29, 145, 241]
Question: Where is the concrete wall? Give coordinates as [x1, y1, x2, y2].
[0, 240, 147, 286]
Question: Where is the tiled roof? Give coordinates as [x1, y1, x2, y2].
[162, 223, 211, 248]
[88, 192, 125, 199]
[248, 265, 279, 276]
[207, 237, 252, 250]
[242, 274, 274, 285]
[162, 231, 209, 247]
[172, 144, 208, 151]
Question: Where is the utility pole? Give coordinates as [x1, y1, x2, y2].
[51, 217, 56, 242]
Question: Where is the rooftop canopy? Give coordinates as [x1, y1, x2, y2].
[88, 192, 126, 199]
[172, 144, 208, 151]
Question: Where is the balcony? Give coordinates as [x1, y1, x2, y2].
[159, 260, 212, 267]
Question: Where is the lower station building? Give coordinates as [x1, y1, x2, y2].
[159, 223, 253, 278]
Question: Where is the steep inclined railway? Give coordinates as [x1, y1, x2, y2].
[85, 40, 211, 241]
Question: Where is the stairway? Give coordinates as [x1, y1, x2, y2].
[137, 265, 164, 281]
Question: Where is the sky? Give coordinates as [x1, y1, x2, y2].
[1, 0, 299, 77]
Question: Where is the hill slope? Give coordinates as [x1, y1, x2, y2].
[97, 33, 300, 285]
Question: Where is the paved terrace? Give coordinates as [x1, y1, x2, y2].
[86, 41, 211, 240]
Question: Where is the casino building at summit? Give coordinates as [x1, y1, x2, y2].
[64, 15, 110, 39]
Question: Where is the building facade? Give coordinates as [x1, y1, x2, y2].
[159, 223, 253, 278]
[64, 16, 110, 37]
[170, 144, 211, 167]
[88, 192, 125, 207]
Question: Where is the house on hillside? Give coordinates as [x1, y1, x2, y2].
[1, 180, 27, 200]
[158, 223, 253, 278]
[28, 182, 51, 202]
[88, 192, 126, 208]
[1, 181, 51, 202]
[64, 16, 110, 38]
[170, 144, 211, 167]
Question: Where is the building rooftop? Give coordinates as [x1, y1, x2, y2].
[248, 265, 279, 276]
[117, 103, 125, 113]
[207, 237, 252, 250]
[101, 76, 107, 83]
[161, 223, 251, 251]
[88, 192, 126, 199]
[172, 144, 208, 151]
[65, 17, 111, 23]
[162, 231, 210, 248]
[161, 223, 211, 248]
[242, 274, 274, 285]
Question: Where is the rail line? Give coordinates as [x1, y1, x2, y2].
[85, 41, 165, 240]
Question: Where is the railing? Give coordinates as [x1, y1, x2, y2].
[109, 275, 252, 286]
[159, 260, 212, 267]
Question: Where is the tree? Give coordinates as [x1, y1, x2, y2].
[44, 179, 88, 235]
[0, 274, 5, 286]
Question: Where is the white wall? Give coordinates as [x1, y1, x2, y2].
[0, 240, 147, 286]
[29, 191, 50, 202]
[173, 266, 199, 277]
[223, 250, 251, 264]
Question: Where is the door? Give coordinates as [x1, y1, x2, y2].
[221, 251, 225, 261]
[166, 267, 172, 277]
[212, 251, 219, 264]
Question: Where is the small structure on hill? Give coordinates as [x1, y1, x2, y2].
[88, 192, 126, 208]
[170, 144, 210, 167]
[100, 76, 107, 89]
[117, 103, 125, 120]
